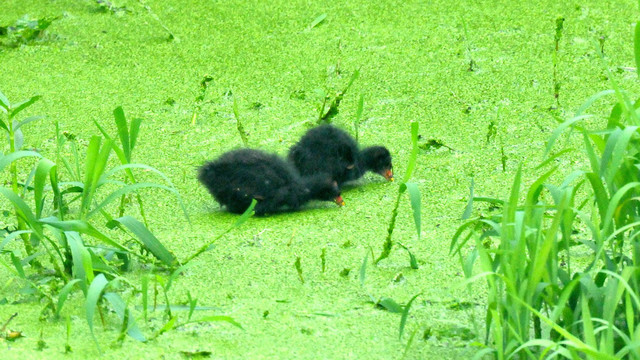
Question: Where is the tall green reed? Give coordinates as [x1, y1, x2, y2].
[376, 121, 421, 265]
[451, 19, 640, 359]
[0, 93, 246, 349]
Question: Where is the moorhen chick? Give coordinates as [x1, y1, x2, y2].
[198, 149, 344, 215]
[288, 124, 393, 186]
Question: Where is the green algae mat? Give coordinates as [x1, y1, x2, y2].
[1, 0, 640, 358]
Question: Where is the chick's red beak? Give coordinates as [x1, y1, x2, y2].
[334, 195, 345, 206]
[384, 169, 394, 181]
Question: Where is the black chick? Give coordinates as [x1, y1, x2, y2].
[288, 124, 394, 186]
[198, 149, 344, 215]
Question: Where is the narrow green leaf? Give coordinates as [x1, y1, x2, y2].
[107, 216, 177, 266]
[343, 68, 360, 94]
[67, 231, 93, 287]
[0, 89, 10, 110]
[34, 158, 56, 218]
[602, 182, 640, 235]
[294, 256, 304, 284]
[0, 188, 44, 238]
[603, 126, 638, 185]
[308, 13, 327, 29]
[359, 252, 368, 288]
[505, 165, 522, 225]
[187, 291, 197, 321]
[15, 115, 45, 131]
[545, 115, 593, 156]
[191, 315, 244, 330]
[234, 198, 256, 227]
[88, 182, 182, 219]
[103, 292, 147, 342]
[575, 89, 616, 116]
[166, 262, 195, 292]
[39, 217, 129, 252]
[536, 148, 574, 169]
[397, 243, 419, 269]
[401, 329, 418, 360]
[65, 315, 72, 353]
[527, 189, 570, 297]
[113, 107, 131, 162]
[80, 136, 102, 215]
[583, 132, 601, 175]
[461, 178, 474, 220]
[86, 274, 109, 351]
[129, 118, 142, 153]
[233, 97, 249, 146]
[404, 182, 421, 241]
[182, 199, 255, 264]
[0, 230, 32, 252]
[399, 293, 420, 340]
[141, 274, 149, 322]
[56, 279, 81, 318]
[0, 151, 43, 173]
[157, 316, 177, 336]
[525, 166, 557, 205]
[10, 252, 25, 278]
[103, 164, 174, 188]
[582, 294, 597, 348]
[377, 298, 403, 313]
[9, 95, 41, 119]
[13, 126, 24, 150]
[402, 122, 419, 183]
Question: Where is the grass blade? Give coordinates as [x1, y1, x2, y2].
[0, 89, 10, 110]
[575, 90, 616, 116]
[10, 252, 25, 278]
[233, 97, 249, 146]
[308, 13, 327, 30]
[39, 217, 128, 252]
[129, 117, 142, 150]
[399, 293, 420, 340]
[15, 115, 45, 130]
[545, 115, 593, 156]
[67, 231, 94, 287]
[103, 292, 147, 342]
[183, 199, 255, 264]
[0, 230, 32, 252]
[461, 178, 474, 220]
[86, 273, 109, 352]
[602, 126, 637, 186]
[294, 256, 304, 284]
[141, 273, 149, 322]
[190, 315, 244, 330]
[377, 298, 403, 313]
[0, 150, 43, 172]
[0, 188, 44, 238]
[402, 122, 419, 183]
[397, 242, 419, 269]
[404, 182, 421, 241]
[113, 106, 131, 161]
[359, 252, 368, 287]
[56, 279, 81, 317]
[107, 216, 178, 267]
[87, 182, 182, 219]
[80, 136, 101, 216]
[34, 158, 56, 218]
[9, 95, 41, 119]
